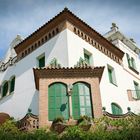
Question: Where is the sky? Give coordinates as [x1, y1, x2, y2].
[0, 0, 140, 59]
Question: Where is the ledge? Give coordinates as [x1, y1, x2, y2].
[129, 66, 139, 75]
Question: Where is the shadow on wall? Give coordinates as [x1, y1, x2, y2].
[0, 93, 14, 105]
[28, 90, 39, 116]
[1, 33, 62, 81]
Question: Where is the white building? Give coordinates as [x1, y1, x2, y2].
[0, 8, 140, 127]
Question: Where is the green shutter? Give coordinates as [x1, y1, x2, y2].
[108, 66, 117, 85]
[48, 83, 69, 121]
[126, 53, 131, 67]
[2, 82, 8, 97]
[111, 103, 122, 115]
[108, 68, 113, 83]
[72, 84, 80, 119]
[48, 85, 55, 120]
[84, 53, 90, 64]
[39, 56, 45, 68]
[134, 82, 140, 99]
[131, 57, 137, 70]
[72, 83, 92, 119]
[10, 77, 15, 93]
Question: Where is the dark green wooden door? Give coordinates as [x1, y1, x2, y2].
[48, 83, 69, 121]
[72, 82, 92, 119]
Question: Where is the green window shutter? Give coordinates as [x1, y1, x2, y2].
[72, 84, 80, 119]
[48, 85, 55, 120]
[112, 69, 117, 85]
[108, 68, 113, 83]
[72, 83, 92, 119]
[39, 56, 45, 68]
[48, 83, 69, 121]
[134, 81, 140, 99]
[126, 53, 131, 67]
[108, 66, 117, 85]
[84, 53, 90, 64]
[111, 103, 122, 115]
[10, 77, 15, 93]
[131, 57, 137, 70]
[2, 82, 8, 97]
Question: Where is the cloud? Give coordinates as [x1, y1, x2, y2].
[0, 0, 140, 59]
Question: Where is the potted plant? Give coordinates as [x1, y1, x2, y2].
[51, 117, 67, 133]
[77, 115, 92, 131]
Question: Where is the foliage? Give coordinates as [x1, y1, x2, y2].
[61, 126, 85, 140]
[77, 115, 92, 125]
[0, 116, 140, 140]
[52, 117, 65, 124]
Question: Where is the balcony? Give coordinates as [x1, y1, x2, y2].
[127, 90, 140, 101]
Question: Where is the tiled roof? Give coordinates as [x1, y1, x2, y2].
[14, 8, 124, 59]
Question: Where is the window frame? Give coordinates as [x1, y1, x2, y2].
[2, 81, 9, 98]
[9, 76, 16, 94]
[48, 82, 69, 121]
[133, 81, 140, 99]
[107, 65, 117, 86]
[111, 103, 122, 115]
[37, 53, 45, 68]
[72, 82, 93, 120]
[126, 53, 138, 74]
[83, 49, 92, 65]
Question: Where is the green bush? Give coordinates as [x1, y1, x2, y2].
[0, 116, 140, 140]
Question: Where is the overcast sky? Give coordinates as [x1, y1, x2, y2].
[0, 0, 140, 59]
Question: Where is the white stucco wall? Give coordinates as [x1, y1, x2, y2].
[66, 29, 140, 114]
[0, 28, 140, 120]
[0, 29, 69, 120]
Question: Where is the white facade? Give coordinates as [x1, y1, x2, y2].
[0, 10, 140, 120]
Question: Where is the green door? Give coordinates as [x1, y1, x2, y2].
[72, 82, 92, 119]
[48, 83, 69, 121]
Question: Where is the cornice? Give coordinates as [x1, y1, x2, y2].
[33, 66, 105, 90]
[14, 8, 124, 63]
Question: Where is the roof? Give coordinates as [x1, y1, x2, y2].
[14, 8, 124, 60]
[33, 66, 105, 90]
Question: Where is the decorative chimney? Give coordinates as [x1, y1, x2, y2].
[111, 23, 119, 31]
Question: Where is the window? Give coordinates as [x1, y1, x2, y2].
[126, 53, 137, 70]
[133, 81, 140, 99]
[37, 54, 45, 68]
[107, 65, 117, 86]
[9, 76, 15, 93]
[84, 50, 92, 65]
[2, 81, 9, 97]
[72, 82, 92, 119]
[111, 103, 122, 115]
[48, 83, 69, 121]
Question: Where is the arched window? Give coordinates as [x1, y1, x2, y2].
[72, 82, 92, 119]
[9, 76, 15, 93]
[111, 103, 122, 115]
[48, 83, 69, 121]
[2, 81, 9, 97]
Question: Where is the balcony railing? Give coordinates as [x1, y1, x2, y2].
[127, 90, 140, 101]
